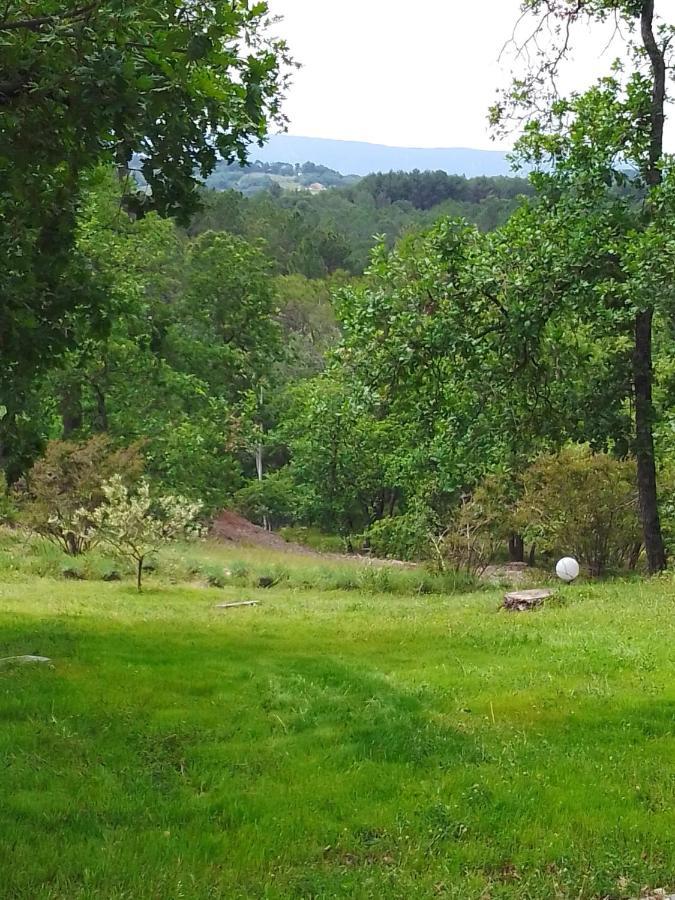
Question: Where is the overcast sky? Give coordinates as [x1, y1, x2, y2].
[267, 0, 672, 149]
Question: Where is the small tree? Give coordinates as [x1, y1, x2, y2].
[90, 477, 202, 590]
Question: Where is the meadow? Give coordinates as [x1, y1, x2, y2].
[1, 531, 674, 899]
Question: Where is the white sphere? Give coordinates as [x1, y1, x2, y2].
[556, 557, 580, 582]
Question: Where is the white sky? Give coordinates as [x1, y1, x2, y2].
[267, 0, 675, 149]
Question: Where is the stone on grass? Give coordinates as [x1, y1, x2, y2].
[0, 655, 51, 668]
[102, 570, 121, 582]
[61, 567, 85, 580]
[502, 588, 553, 612]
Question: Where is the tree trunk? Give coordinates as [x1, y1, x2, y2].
[508, 533, 524, 563]
[91, 381, 108, 432]
[255, 384, 269, 531]
[633, 0, 667, 573]
[137, 557, 143, 592]
[633, 308, 666, 572]
[60, 381, 83, 438]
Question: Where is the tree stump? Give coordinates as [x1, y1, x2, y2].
[502, 588, 553, 612]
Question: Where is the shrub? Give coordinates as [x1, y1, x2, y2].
[278, 526, 346, 554]
[233, 470, 299, 530]
[17, 436, 144, 555]
[437, 494, 503, 576]
[515, 445, 641, 576]
[89, 476, 202, 590]
[365, 501, 438, 561]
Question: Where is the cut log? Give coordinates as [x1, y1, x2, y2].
[502, 589, 553, 612]
[215, 600, 260, 610]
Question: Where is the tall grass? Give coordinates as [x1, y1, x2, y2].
[0, 527, 479, 596]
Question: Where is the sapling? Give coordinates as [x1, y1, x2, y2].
[89, 476, 202, 590]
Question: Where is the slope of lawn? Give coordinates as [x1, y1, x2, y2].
[1, 537, 674, 899]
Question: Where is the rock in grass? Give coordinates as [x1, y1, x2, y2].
[102, 570, 121, 582]
[0, 655, 51, 668]
[502, 588, 553, 612]
[61, 566, 85, 580]
[257, 576, 276, 589]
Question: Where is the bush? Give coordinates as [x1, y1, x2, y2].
[365, 502, 438, 561]
[233, 470, 299, 530]
[515, 445, 641, 576]
[17, 436, 144, 555]
[90, 476, 202, 590]
[278, 526, 347, 553]
[437, 494, 502, 576]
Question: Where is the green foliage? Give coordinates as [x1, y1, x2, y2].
[437, 495, 504, 576]
[17, 436, 144, 555]
[0, 0, 290, 416]
[90, 476, 202, 589]
[277, 526, 347, 554]
[281, 374, 402, 533]
[365, 502, 438, 561]
[355, 170, 534, 210]
[516, 445, 641, 576]
[1, 0, 290, 221]
[188, 171, 532, 278]
[233, 470, 299, 530]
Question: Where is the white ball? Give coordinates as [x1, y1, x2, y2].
[556, 557, 580, 582]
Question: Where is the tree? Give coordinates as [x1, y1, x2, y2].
[493, 0, 674, 572]
[90, 476, 202, 590]
[0, 0, 291, 417]
[1, 0, 290, 220]
[173, 231, 280, 399]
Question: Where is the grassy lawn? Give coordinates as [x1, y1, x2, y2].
[1, 539, 675, 898]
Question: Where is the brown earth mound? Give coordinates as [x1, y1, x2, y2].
[210, 510, 293, 550]
[210, 510, 411, 567]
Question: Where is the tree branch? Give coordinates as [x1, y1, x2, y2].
[0, 3, 97, 32]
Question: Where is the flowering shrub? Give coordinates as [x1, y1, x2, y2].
[89, 476, 202, 590]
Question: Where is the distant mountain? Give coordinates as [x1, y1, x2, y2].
[248, 134, 516, 178]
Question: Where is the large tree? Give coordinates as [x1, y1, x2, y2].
[0, 0, 290, 477]
[493, 0, 674, 572]
[0, 0, 290, 379]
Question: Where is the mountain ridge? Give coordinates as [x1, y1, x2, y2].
[249, 134, 517, 178]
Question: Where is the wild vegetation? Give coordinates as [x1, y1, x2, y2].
[3, 1, 675, 897]
[5, 0, 675, 580]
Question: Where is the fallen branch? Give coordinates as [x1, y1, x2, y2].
[215, 600, 260, 610]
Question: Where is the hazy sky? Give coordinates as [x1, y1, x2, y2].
[266, 0, 664, 149]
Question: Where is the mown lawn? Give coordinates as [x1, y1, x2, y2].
[1, 548, 674, 899]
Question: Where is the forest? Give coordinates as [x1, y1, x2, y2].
[1, 155, 543, 559]
[2, 0, 675, 579]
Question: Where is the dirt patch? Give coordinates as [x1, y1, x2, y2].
[210, 510, 306, 552]
[209, 511, 411, 568]
[481, 562, 533, 585]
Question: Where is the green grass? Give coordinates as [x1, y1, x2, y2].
[1, 533, 675, 898]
